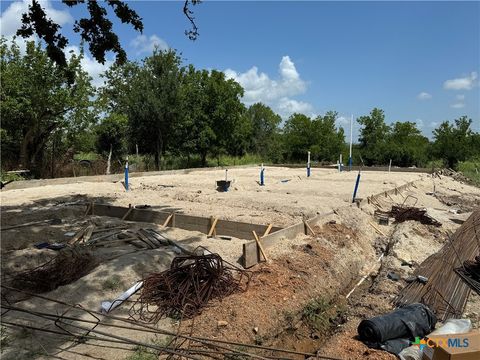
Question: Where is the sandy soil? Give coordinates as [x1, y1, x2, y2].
[1, 167, 424, 227]
[1, 167, 480, 360]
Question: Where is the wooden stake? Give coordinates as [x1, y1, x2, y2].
[82, 225, 96, 243]
[207, 217, 218, 237]
[304, 220, 316, 236]
[2, 219, 52, 231]
[162, 213, 173, 227]
[369, 221, 387, 237]
[252, 230, 268, 262]
[121, 206, 133, 220]
[84, 203, 92, 216]
[263, 224, 273, 237]
[69, 227, 86, 245]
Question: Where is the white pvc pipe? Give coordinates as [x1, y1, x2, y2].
[349, 115, 353, 159]
[101, 281, 143, 313]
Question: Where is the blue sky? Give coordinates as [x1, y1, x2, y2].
[1, 0, 479, 139]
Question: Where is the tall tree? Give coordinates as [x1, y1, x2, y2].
[386, 121, 429, 167]
[127, 50, 183, 170]
[0, 38, 95, 176]
[245, 103, 281, 158]
[432, 116, 478, 168]
[282, 113, 314, 161]
[357, 108, 390, 165]
[179, 67, 245, 166]
[311, 111, 345, 162]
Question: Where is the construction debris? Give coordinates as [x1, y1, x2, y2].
[434, 168, 472, 183]
[10, 247, 97, 293]
[389, 205, 442, 226]
[130, 252, 250, 322]
[455, 254, 480, 295]
[101, 281, 144, 313]
[394, 209, 480, 321]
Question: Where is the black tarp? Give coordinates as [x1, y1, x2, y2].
[357, 303, 437, 354]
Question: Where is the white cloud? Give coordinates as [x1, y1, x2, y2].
[1, 0, 73, 53]
[277, 98, 314, 117]
[443, 72, 478, 90]
[0, 0, 72, 37]
[450, 94, 467, 109]
[66, 46, 112, 88]
[224, 56, 312, 118]
[336, 116, 349, 127]
[415, 119, 424, 129]
[1, 2, 110, 88]
[130, 34, 168, 55]
[417, 92, 432, 100]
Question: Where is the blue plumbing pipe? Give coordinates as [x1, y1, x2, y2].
[352, 170, 361, 203]
[260, 168, 265, 186]
[307, 165, 311, 177]
[348, 157, 352, 171]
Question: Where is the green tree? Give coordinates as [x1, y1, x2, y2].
[16, 0, 202, 68]
[386, 121, 429, 167]
[102, 49, 183, 170]
[178, 67, 245, 166]
[311, 111, 345, 162]
[245, 103, 281, 158]
[282, 113, 313, 161]
[432, 116, 478, 168]
[95, 113, 128, 156]
[357, 108, 390, 165]
[0, 38, 95, 176]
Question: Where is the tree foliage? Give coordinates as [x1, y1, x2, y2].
[283, 112, 346, 162]
[16, 0, 203, 68]
[357, 108, 390, 165]
[0, 38, 95, 176]
[432, 116, 478, 168]
[2, 35, 479, 177]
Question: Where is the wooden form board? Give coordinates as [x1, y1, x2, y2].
[87, 204, 282, 241]
[242, 211, 335, 268]
[363, 180, 418, 206]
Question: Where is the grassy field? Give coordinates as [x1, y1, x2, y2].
[458, 158, 480, 187]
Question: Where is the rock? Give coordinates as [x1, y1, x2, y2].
[387, 272, 400, 281]
[217, 320, 228, 327]
[253, 327, 259, 334]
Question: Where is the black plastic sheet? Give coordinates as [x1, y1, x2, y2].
[357, 303, 437, 354]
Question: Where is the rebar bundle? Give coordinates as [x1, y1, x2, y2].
[455, 254, 480, 295]
[10, 247, 97, 293]
[130, 252, 251, 322]
[394, 209, 480, 321]
[2, 285, 342, 360]
[389, 205, 442, 226]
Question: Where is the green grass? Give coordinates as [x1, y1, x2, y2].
[124, 336, 174, 360]
[102, 275, 123, 291]
[425, 159, 447, 172]
[458, 158, 480, 187]
[302, 297, 346, 333]
[73, 152, 99, 161]
[0, 170, 25, 183]
[125, 346, 158, 360]
[1, 326, 9, 353]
